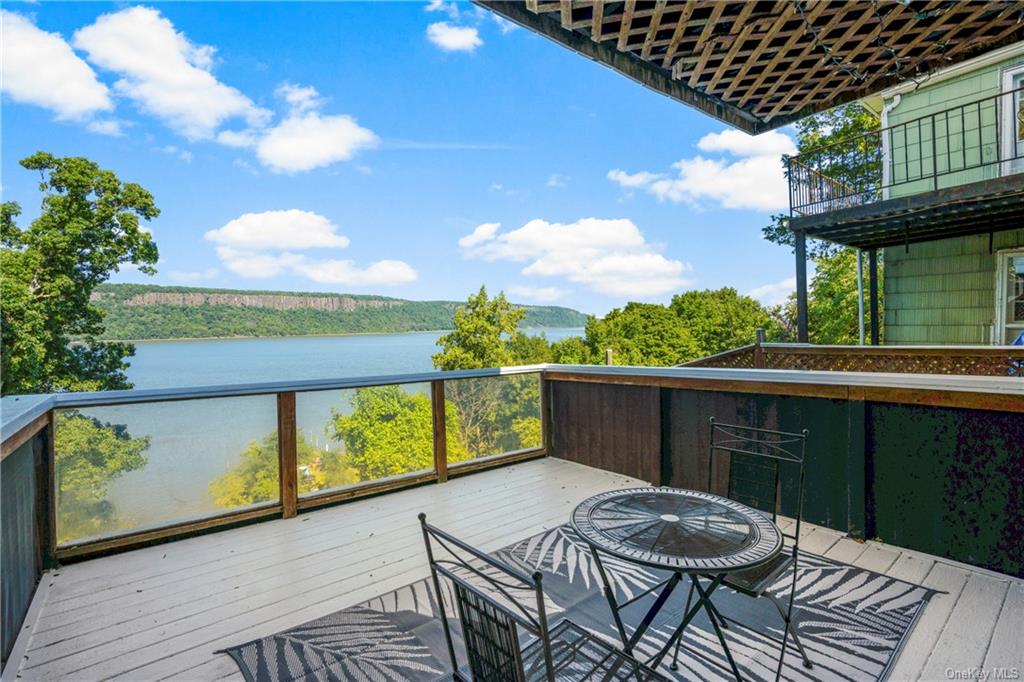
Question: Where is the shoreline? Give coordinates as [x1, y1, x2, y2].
[99, 326, 584, 344]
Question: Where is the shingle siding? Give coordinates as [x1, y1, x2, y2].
[884, 230, 1024, 344]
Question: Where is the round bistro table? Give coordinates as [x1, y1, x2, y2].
[571, 487, 784, 678]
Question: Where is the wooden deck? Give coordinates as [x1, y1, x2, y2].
[8, 458, 1022, 681]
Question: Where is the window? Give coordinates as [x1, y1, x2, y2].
[995, 248, 1024, 345]
[1000, 64, 1024, 174]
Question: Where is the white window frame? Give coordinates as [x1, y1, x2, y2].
[994, 247, 1024, 345]
[999, 63, 1024, 176]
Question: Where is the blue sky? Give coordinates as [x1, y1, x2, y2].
[1, 1, 799, 315]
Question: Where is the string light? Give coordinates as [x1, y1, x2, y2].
[793, 0, 1021, 88]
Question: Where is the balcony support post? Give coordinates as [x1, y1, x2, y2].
[868, 249, 880, 345]
[277, 392, 298, 518]
[795, 229, 809, 343]
[431, 380, 448, 483]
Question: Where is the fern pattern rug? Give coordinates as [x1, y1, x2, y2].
[220, 524, 933, 681]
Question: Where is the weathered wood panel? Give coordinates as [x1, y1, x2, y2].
[869, 402, 1024, 577]
[1, 435, 43, 669]
[550, 377, 1021, 576]
[550, 381, 660, 484]
[661, 389, 861, 535]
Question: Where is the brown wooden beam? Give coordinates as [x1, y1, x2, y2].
[795, 229, 809, 343]
[431, 380, 448, 483]
[277, 392, 298, 518]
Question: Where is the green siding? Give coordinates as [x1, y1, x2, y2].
[881, 55, 1024, 344]
[886, 53, 1024, 198]
[884, 230, 1024, 344]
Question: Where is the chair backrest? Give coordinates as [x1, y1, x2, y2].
[707, 418, 808, 553]
[418, 513, 556, 682]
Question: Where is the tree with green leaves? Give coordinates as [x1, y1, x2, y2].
[759, 104, 883, 344]
[671, 288, 784, 355]
[762, 103, 881, 259]
[1, 152, 159, 395]
[332, 385, 470, 480]
[54, 410, 150, 542]
[433, 286, 545, 456]
[209, 431, 361, 508]
[776, 248, 879, 345]
[584, 302, 700, 366]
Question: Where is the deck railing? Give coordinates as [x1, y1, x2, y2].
[788, 86, 1024, 216]
[684, 342, 1024, 376]
[2, 363, 1022, 667]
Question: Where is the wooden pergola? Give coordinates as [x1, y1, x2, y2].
[476, 1, 1024, 133]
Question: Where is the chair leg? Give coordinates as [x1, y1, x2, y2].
[669, 581, 695, 671]
[768, 594, 812, 670]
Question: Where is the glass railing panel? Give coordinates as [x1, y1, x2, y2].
[444, 372, 543, 462]
[53, 395, 277, 546]
[295, 382, 434, 498]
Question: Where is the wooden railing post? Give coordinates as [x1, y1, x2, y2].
[277, 392, 298, 518]
[43, 411, 57, 568]
[431, 380, 448, 483]
[541, 374, 553, 457]
[754, 328, 766, 368]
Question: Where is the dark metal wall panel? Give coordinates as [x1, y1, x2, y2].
[1, 437, 41, 669]
[550, 381, 660, 484]
[869, 403, 1024, 577]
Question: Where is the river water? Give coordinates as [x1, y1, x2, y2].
[67, 329, 582, 541]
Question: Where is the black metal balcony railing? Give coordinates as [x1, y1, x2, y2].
[788, 86, 1024, 216]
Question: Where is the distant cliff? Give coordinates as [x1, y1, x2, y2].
[90, 284, 587, 340]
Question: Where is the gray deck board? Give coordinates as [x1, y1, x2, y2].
[9, 458, 1022, 681]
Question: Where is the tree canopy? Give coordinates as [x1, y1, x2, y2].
[1, 152, 159, 394]
[670, 288, 784, 357]
[54, 410, 150, 542]
[762, 103, 880, 260]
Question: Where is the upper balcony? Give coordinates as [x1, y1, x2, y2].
[787, 86, 1024, 250]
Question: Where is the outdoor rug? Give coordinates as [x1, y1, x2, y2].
[220, 524, 934, 681]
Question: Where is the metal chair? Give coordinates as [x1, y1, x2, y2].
[419, 513, 667, 682]
[670, 418, 813, 680]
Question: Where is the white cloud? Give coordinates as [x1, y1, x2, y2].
[0, 10, 112, 120]
[460, 218, 692, 298]
[207, 209, 416, 286]
[508, 285, 568, 303]
[72, 6, 269, 140]
[169, 267, 218, 282]
[747, 276, 796, 307]
[87, 119, 125, 136]
[275, 82, 322, 113]
[697, 129, 797, 157]
[607, 129, 797, 212]
[295, 258, 417, 286]
[217, 129, 257, 148]
[606, 169, 660, 188]
[458, 222, 500, 248]
[205, 209, 351, 250]
[546, 174, 570, 188]
[159, 145, 192, 163]
[215, 248, 416, 286]
[256, 110, 378, 173]
[492, 14, 518, 34]
[427, 22, 482, 52]
[425, 0, 460, 21]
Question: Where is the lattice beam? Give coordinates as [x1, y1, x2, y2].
[476, 0, 1024, 133]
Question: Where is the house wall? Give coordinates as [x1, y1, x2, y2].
[881, 49, 1024, 344]
[884, 230, 1024, 344]
[885, 52, 1024, 197]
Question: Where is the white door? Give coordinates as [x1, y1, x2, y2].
[995, 249, 1024, 345]
[1001, 66, 1024, 174]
